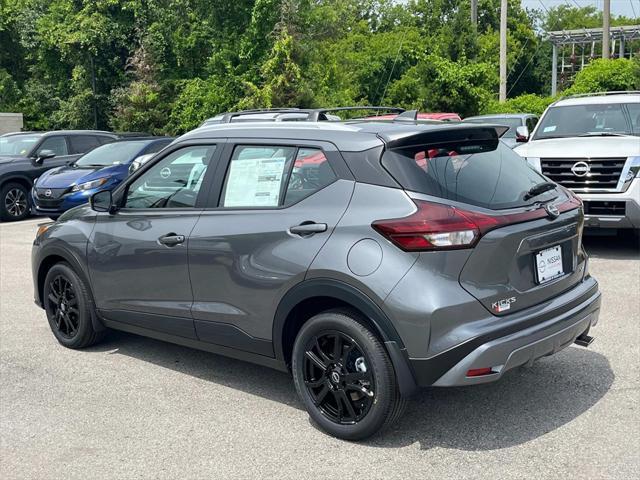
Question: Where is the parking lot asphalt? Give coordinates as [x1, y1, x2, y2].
[1, 218, 638, 479]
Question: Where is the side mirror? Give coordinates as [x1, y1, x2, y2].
[90, 190, 115, 213]
[32, 149, 56, 164]
[515, 126, 530, 143]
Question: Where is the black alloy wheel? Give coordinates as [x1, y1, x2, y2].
[303, 331, 375, 425]
[43, 263, 106, 348]
[292, 311, 406, 440]
[46, 274, 80, 339]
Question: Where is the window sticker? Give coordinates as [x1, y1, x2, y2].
[224, 156, 287, 207]
[543, 125, 557, 133]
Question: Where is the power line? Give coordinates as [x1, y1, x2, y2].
[507, 41, 544, 96]
[378, 28, 408, 105]
[630, 0, 637, 18]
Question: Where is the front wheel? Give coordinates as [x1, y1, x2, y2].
[0, 182, 30, 221]
[292, 311, 405, 440]
[43, 263, 105, 348]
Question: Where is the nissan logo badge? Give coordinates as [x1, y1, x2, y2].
[571, 161, 590, 177]
[160, 167, 171, 179]
[545, 203, 560, 219]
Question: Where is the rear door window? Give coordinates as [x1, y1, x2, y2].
[382, 140, 552, 210]
[220, 145, 336, 208]
[144, 140, 171, 154]
[69, 135, 102, 154]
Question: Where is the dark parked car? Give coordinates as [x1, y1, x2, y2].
[0, 130, 117, 221]
[32, 117, 600, 440]
[32, 137, 172, 219]
[463, 114, 538, 148]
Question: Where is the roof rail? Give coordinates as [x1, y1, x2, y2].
[309, 106, 404, 122]
[211, 106, 404, 124]
[558, 90, 640, 101]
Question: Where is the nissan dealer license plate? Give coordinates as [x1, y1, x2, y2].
[535, 245, 563, 284]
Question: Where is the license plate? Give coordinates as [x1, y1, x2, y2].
[535, 245, 564, 284]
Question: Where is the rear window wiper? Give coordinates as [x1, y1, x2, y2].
[524, 181, 557, 201]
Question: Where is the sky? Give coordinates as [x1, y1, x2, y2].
[520, 0, 639, 18]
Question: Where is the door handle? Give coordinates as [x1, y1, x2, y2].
[289, 222, 328, 237]
[158, 233, 185, 246]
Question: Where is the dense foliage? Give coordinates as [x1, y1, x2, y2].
[1, 0, 638, 134]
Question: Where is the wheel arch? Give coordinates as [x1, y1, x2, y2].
[273, 278, 417, 396]
[36, 247, 105, 333]
[1, 175, 33, 192]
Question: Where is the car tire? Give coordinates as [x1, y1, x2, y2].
[43, 263, 106, 349]
[0, 182, 30, 222]
[292, 310, 406, 440]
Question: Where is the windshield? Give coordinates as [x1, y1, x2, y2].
[75, 141, 147, 167]
[382, 140, 554, 210]
[534, 103, 638, 140]
[465, 118, 521, 137]
[0, 134, 42, 156]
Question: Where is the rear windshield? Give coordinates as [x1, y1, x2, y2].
[382, 140, 554, 210]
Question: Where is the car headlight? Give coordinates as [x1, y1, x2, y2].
[525, 157, 541, 173]
[630, 156, 640, 178]
[71, 178, 108, 192]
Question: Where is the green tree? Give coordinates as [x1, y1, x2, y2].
[566, 58, 640, 94]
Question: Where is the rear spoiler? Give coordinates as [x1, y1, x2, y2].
[380, 124, 510, 149]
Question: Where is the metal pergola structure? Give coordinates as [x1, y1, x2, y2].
[548, 25, 640, 96]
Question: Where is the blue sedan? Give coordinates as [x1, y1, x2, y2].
[32, 137, 172, 218]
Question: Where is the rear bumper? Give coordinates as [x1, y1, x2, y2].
[409, 279, 601, 387]
[578, 178, 640, 229]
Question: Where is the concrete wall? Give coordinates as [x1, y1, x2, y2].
[0, 113, 24, 135]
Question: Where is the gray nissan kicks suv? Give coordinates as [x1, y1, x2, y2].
[32, 116, 601, 440]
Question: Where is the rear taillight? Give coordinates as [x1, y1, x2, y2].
[372, 198, 581, 252]
[372, 201, 498, 251]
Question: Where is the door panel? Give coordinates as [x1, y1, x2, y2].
[86, 144, 218, 338]
[88, 211, 201, 338]
[189, 180, 354, 350]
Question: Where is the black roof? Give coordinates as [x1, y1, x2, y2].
[180, 121, 508, 152]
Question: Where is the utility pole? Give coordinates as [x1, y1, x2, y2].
[602, 0, 610, 59]
[471, 0, 477, 27]
[499, 0, 507, 102]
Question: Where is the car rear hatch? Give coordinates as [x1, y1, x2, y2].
[455, 203, 584, 315]
[377, 125, 586, 315]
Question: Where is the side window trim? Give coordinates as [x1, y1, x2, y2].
[116, 142, 222, 211]
[206, 139, 345, 211]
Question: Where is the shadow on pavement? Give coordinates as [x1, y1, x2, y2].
[583, 231, 639, 260]
[90, 331, 613, 450]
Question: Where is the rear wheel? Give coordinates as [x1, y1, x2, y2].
[43, 263, 105, 348]
[292, 311, 405, 440]
[0, 182, 30, 221]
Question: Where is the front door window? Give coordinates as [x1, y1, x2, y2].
[126, 145, 216, 209]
